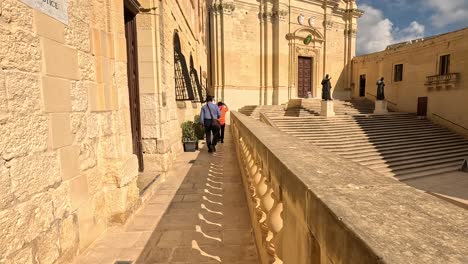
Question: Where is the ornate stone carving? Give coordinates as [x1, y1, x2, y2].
[344, 28, 357, 36]
[272, 9, 288, 21]
[213, 1, 235, 15]
[296, 46, 319, 56]
[323, 20, 334, 29]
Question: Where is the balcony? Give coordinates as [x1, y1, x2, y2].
[425, 73, 459, 89]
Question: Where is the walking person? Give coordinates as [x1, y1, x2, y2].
[217, 102, 229, 143]
[200, 95, 221, 153]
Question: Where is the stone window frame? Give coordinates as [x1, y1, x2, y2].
[438, 53, 451, 76]
[393, 63, 404, 82]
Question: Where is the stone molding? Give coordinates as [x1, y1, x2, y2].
[212, 1, 236, 15]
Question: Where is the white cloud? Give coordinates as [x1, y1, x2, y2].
[426, 0, 468, 28]
[357, 4, 425, 55]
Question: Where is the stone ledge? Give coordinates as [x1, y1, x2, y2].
[231, 111, 468, 264]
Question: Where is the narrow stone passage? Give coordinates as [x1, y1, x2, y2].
[74, 128, 258, 264]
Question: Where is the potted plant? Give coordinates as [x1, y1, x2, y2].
[181, 121, 197, 152]
[193, 115, 205, 149]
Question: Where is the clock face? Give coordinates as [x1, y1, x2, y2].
[298, 14, 305, 25]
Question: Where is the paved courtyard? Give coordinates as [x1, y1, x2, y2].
[74, 130, 258, 264]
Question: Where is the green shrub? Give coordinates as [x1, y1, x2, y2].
[193, 115, 205, 140]
[181, 121, 197, 142]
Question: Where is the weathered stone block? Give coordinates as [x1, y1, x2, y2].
[88, 83, 106, 112]
[58, 215, 79, 262]
[35, 225, 60, 264]
[59, 145, 80, 181]
[48, 113, 73, 149]
[77, 201, 106, 250]
[141, 109, 158, 125]
[142, 139, 157, 154]
[9, 152, 60, 202]
[0, 162, 13, 209]
[114, 37, 127, 62]
[41, 38, 79, 80]
[41, 76, 72, 113]
[69, 174, 89, 211]
[5, 71, 41, 113]
[0, 112, 48, 159]
[140, 93, 157, 110]
[34, 10, 65, 43]
[50, 183, 71, 220]
[90, 28, 102, 56]
[71, 81, 89, 112]
[0, 26, 41, 72]
[6, 247, 33, 264]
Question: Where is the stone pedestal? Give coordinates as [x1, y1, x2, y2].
[320, 100, 335, 117]
[374, 100, 388, 114]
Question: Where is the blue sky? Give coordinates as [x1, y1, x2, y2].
[356, 0, 468, 55]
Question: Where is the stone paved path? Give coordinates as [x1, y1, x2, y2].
[74, 129, 258, 264]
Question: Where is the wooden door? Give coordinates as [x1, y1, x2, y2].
[417, 97, 428, 117]
[359, 74, 366, 97]
[298, 57, 312, 98]
[125, 6, 144, 172]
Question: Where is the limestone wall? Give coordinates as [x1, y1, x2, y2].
[137, 0, 208, 172]
[0, 0, 208, 262]
[231, 111, 468, 264]
[210, 0, 361, 112]
[352, 28, 468, 137]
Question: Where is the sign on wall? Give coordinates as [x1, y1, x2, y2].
[20, 0, 69, 25]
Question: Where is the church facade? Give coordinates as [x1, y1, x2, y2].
[209, 0, 362, 111]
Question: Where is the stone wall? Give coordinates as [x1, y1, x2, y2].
[231, 111, 468, 264]
[352, 28, 468, 137]
[0, 0, 208, 262]
[137, 0, 208, 172]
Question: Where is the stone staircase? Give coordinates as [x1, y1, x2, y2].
[238, 99, 375, 119]
[270, 113, 468, 181]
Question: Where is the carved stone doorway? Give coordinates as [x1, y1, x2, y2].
[298, 56, 312, 98]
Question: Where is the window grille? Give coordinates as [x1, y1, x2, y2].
[174, 33, 195, 101]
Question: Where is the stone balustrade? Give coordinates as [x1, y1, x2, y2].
[425, 73, 459, 87]
[230, 111, 468, 264]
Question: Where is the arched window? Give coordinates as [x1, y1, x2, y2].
[174, 32, 195, 101]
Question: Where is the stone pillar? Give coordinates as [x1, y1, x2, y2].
[374, 100, 388, 114]
[320, 100, 335, 117]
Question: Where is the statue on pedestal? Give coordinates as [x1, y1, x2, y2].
[321, 74, 332, 100]
[376, 77, 385, 100]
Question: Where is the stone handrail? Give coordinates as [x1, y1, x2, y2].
[230, 111, 468, 264]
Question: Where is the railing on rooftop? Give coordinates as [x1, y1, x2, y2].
[231, 111, 468, 264]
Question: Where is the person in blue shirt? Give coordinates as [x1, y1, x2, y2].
[200, 95, 221, 152]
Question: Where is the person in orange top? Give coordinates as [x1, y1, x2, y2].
[217, 102, 229, 143]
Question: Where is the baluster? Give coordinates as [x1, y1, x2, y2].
[260, 182, 274, 242]
[266, 191, 284, 263]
